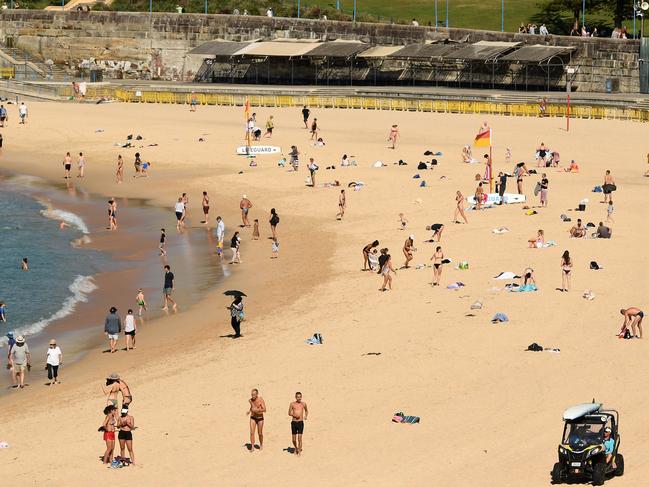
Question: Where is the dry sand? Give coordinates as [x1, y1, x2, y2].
[0, 101, 648, 486]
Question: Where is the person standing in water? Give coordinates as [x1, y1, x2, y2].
[77, 152, 86, 178]
[136, 289, 147, 317]
[159, 228, 166, 256]
[201, 191, 210, 224]
[108, 200, 118, 231]
[288, 392, 308, 456]
[63, 152, 72, 179]
[431, 246, 444, 286]
[162, 265, 177, 311]
[247, 388, 266, 451]
[21, 258, 29, 271]
[116, 155, 124, 183]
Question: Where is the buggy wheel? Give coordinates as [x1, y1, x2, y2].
[551, 462, 564, 484]
[592, 462, 607, 486]
[615, 453, 624, 476]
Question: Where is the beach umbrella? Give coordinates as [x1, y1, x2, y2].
[224, 290, 247, 297]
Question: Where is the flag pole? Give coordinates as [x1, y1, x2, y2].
[489, 129, 494, 193]
[244, 97, 251, 153]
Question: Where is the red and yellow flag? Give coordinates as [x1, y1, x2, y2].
[474, 129, 491, 148]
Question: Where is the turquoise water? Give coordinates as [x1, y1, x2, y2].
[0, 187, 101, 342]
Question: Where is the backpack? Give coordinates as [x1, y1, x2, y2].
[527, 342, 543, 352]
[417, 162, 427, 170]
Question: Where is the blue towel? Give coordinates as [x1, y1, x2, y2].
[492, 312, 509, 322]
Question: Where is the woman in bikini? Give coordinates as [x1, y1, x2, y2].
[402, 235, 415, 269]
[528, 229, 544, 248]
[378, 250, 395, 292]
[454, 191, 468, 224]
[514, 162, 529, 194]
[560, 250, 572, 292]
[362, 240, 379, 271]
[101, 404, 118, 464]
[116, 155, 124, 183]
[117, 408, 135, 464]
[474, 182, 484, 210]
[387, 124, 399, 149]
[310, 118, 319, 140]
[431, 246, 444, 286]
[107, 200, 118, 230]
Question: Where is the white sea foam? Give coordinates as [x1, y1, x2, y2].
[40, 206, 90, 235]
[0, 275, 97, 347]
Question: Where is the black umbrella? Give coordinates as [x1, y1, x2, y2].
[224, 290, 247, 297]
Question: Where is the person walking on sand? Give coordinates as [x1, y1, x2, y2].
[101, 405, 118, 465]
[6, 332, 17, 387]
[336, 189, 346, 220]
[174, 197, 185, 231]
[602, 170, 616, 204]
[124, 309, 136, 351]
[134, 152, 142, 177]
[181, 193, 189, 225]
[240, 195, 252, 227]
[77, 152, 86, 178]
[378, 248, 395, 292]
[18, 101, 27, 124]
[271, 237, 279, 259]
[0, 104, 7, 127]
[619, 307, 644, 339]
[230, 231, 242, 264]
[201, 191, 210, 224]
[288, 392, 308, 455]
[362, 240, 379, 271]
[63, 152, 72, 179]
[10, 335, 31, 389]
[104, 307, 122, 353]
[310, 118, 319, 140]
[117, 407, 135, 465]
[247, 388, 266, 451]
[190, 91, 198, 112]
[606, 199, 615, 223]
[228, 296, 244, 338]
[308, 158, 318, 187]
[45, 339, 62, 385]
[136, 289, 147, 317]
[402, 235, 415, 269]
[454, 191, 468, 224]
[116, 155, 124, 183]
[560, 250, 572, 292]
[159, 228, 167, 256]
[539, 173, 549, 207]
[162, 265, 177, 311]
[264, 115, 274, 138]
[269, 208, 280, 239]
[252, 219, 260, 239]
[301, 106, 310, 129]
[431, 246, 444, 286]
[387, 124, 399, 149]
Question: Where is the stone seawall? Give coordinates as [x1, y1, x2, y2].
[0, 11, 640, 92]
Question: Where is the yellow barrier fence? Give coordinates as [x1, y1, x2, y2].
[55, 86, 649, 123]
[0, 67, 15, 79]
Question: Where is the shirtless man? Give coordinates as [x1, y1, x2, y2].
[240, 195, 252, 227]
[63, 152, 72, 179]
[336, 189, 346, 220]
[402, 235, 415, 268]
[569, 219, 586, 238]
[619, 307, 644, 339]
[201, 191, 210, 224]
[247, 388, 266, 451]
[603, 170, 616, 204]
[288, 392, 309, 455]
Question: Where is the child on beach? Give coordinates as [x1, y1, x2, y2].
[136, 289, 147, 317]
[159, 228, 166, 256]
[398, 213, 408, 230]
[252, 219, 260, 240]
[271, 238, 279, 259]
[606, 200, 615, 223]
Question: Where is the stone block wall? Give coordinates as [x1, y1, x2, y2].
[0, 10, 640, 91]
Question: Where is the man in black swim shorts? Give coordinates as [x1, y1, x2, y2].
[619, 307, 644, 339]
[288, 392, 308, 455]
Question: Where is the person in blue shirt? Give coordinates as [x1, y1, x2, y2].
[603, 427, 616, 468]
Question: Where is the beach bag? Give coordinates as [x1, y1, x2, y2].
[527, 342, 543, 352]
[590, 261, 601, 270]
[238, 311, 245, 322]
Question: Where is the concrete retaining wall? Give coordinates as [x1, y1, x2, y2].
[0, 11, 640, 92]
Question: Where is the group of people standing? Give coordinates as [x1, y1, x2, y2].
[100, 373, 135, 467]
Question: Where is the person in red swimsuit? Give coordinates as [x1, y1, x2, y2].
[101, 405, 118, 464]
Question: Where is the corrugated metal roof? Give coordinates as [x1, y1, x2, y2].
[444, 41, 521, 61]
[234, 41, 322, 57]
[188, 41, 253, 56]
[500, 44, 575, 63]
[357, 45, 403, 58]
[389, 43, 459, 59]
[305, 41, 371, 58]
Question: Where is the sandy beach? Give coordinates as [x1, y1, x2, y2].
[0, 101, 648, 486]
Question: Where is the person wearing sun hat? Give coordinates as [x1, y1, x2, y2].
[45, 338, 63, 385]
[10, 335, 30, 389]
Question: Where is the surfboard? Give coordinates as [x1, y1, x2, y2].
[236, 146, 281, 156]
[563, 403, 602, 421]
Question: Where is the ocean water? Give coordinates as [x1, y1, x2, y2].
[0, 188, 100, 343]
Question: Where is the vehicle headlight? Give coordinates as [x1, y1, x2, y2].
[587, 447, 602, 457]
[559, 447, 566, 454]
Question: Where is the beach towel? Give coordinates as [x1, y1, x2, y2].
[392, 412, 420, 424]
[447, 282, 465, 289]
[593, 186, 603, 193]
[492, 227, 509, 234]
[372, 161, 384, 168]
[543, 240, 557, 247]
[306, 333, 324, 345]
[494, 272, 518, 280]
[583, 290, 596, 300]
[513, 284, 537, 292]
[525, 209, 538, 216]
[424, 150, 443, 156]
[491, 313, 509, 323]
[470, 300, 483, 310]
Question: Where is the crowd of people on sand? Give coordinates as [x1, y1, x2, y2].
[100, 373, 136, 468]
